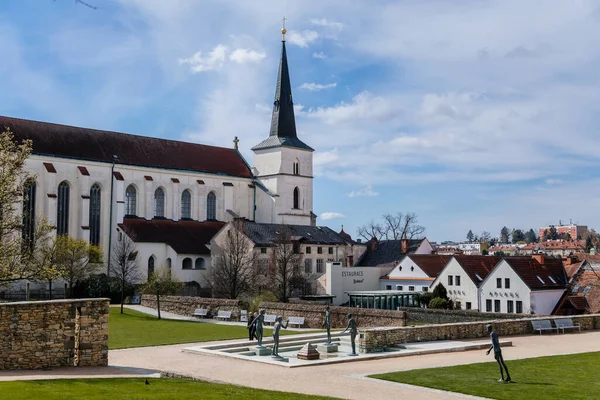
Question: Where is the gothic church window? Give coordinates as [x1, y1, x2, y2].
[148, 256, 155, 279]
[207, 192, 216, 220]
[57, 181, 70, 236]
[22, 180, 36, 250]
[89, 183, 101, 246]
[125, 185, 137, 216]
[181, 190, 191, 219]
[293, 187, 300, 209]
[154, 188, 165, 218]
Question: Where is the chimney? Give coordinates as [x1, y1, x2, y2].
[369, 236, 378, 251]
[532, 253, 545, 265]
[401, 232, 408, 254]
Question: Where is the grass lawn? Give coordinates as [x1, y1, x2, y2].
[371, 351, 600, 400]
[109, 308, 314, 349]
[0, 378, 336, 400]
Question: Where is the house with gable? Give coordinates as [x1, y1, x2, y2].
[479, 254, 567, 315]
[356, 235, 434, 269]
[553, 254, 600, 315]
[379, 255, 452, 293]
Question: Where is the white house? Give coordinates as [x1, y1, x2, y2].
[379, 255, 451, 293]
[479, 254, 567, 315]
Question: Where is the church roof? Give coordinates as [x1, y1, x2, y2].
[238, 220, 354, 247]
[119, 218, 225, 255]
[1, 116, 253, 178]
[251, 40, 313, 152]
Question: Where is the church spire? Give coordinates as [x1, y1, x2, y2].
[252, 19, 313, 152]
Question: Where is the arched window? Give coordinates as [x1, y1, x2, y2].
[89, 183, 101, 246]
[181, 190, 191, 219]
[293, 159, 300, 175]
[57, 181, 70, 236]
[206, 192, 216, 220]
[182, 257, 193, 270]
[293, 187, 300, 209]
[166, 258, 172, 277]
[125, 185, 137, 216]
[195, 258, 205, 270]
[22, 180, 36, 251]
[147, 256, 155, 279]
[154, 188, 165, 218]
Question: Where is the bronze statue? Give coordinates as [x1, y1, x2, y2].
[341, 313, 357, 355]
[324, 305, 332, 344]
[271, 316, 289, 357]
[485, 324, 511, 382]
[249, 309, 266, 347]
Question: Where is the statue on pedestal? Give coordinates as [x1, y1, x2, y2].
[341, 313, 357, 355]
[485, 324, 511, 382]
[271, 316, 289, 358]
[323, 305, 332, 344]
[249, 309, 266, 347]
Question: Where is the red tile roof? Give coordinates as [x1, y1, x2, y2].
[504, 256, 567, 290]
[522, 240, 584, 251]
[119, 218, 225, 255]
[453, 255, 502, 285]
[409, 255, 452, 277]
[567, 296, 587, 311]
[1, 116, 252, 178]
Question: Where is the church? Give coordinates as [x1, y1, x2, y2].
[1, 30, 362, 296]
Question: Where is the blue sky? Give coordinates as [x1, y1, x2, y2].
[3, 0, 600, 242]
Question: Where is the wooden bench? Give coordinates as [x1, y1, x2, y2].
[214, 310, 232, 321]
[288, 316, 305, 327]
[240, 310, 248, 323]
[531, 319, 558, 334]
[264, 314, 277, 325]
[192, 308, 209, 318]
[555, 318, 581, 334]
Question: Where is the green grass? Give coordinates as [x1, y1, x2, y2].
[109, 308, 314, 349]
[0, 378, 336, 400]
[371, 351, 600, 400]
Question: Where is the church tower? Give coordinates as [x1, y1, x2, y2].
[252, 22, 314, 226]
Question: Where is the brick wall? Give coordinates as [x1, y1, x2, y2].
[402, 307, 521, 324]
[259, 302, 406, 329]
[359, 314, 600, 353]
[0, 298, 109, 370]
[141, 295, 242, 320]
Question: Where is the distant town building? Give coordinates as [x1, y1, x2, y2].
[522, 240, 584, 257]
[539, 223, 588, 240]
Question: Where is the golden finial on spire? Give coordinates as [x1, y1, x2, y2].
[281, 16, 287, 41]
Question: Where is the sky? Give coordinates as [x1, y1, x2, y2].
[2, 0, 600, 243]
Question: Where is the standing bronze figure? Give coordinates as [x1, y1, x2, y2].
[341, 313, 358, 356]
[271, 316, 289, 357]
[485, 324, 511, 382]
[249, 309, 266, 347]
[324, 305, 332, 344]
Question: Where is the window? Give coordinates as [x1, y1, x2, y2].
[466, 302, 472, 310]
[496, 278, 502, 289]
[409, 286, 415, 291]
[455, 275, 461, 286]
[293, 187, 300, 209]
[89, 183, 101, 246]
[182, 257, 193, 269]
[505, 278, 510, 289]
[258, 259, 269, 275]
[293, 161, 299, 175]
[507, 300, 514, 313]
[316, 259, 324, 273]
[317, 247, 323, 254]
[181, 190, 191, 219]
[304, 259, 312, 274]
[125, 185, 137, 216]
[422, 287, 429, 292]
[386, 285, 392, 290]
[207, 192, 216, 220]
[455, 301, 462, 310]
[486, 299, 492, 312]
[154, 188, 165, 217]
[396, 285, 403, 291]
[516, 301, 523, 314]
[306, 247, 311, 254]
[147, 256, 155, 279]
[448, 275, 453, 286]
[195, 258, 205, 270]
[57, 181, 70, 236]
[166, 258, 171, 273]
[22, 180, 36, 250]
[260, 247, 267, 254]
[293, 242, 301, 254]
[494, 299, 501, 313]
[328, 247, 334, 254]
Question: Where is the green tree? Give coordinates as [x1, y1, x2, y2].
[544, 226, 558, 240]
[142, 266, 183, 319]
[525, 229, 538, 244]
[512, 229, 525, 243]
[432, 283, 448, 300]
[500, 226, 510, 243]
[54, 236, 103, 298]
[466, 230, 474, 242]
[429, 297, 448, 309]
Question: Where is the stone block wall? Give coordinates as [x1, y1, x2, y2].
[141, 295, 242, 320]
[359, 314, 600, 353]
[259, 302, 406, 329]
[402, 307, 521, 324]
[0, 298, 109, 370]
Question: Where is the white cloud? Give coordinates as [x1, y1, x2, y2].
[312, 51, 326, 59]
[299, 82, 337, 91]
[305, 91, 402, 125]
[286, 30, 319, 48]
[229, 48, 266, 64]
[320, 212, 346, 220]
[348, 185, 379, 198]
[310, 18, 344, 30]
[545, 178, 564, 185]
[178, 44, 227, 73]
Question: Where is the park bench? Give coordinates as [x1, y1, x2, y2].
[214, 310, 232, 321]
[264, 314, 277, 325]
[192, 308, 209, 318]
[240, 310, 248, 323]
[288, 316, 305, 328]
[554, 318, 581, 334]
[531, 319, 558, 335]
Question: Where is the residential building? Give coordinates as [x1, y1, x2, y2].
[379, 255, 452, 293]
[521, 240, 584, 257]
[539, 223, 588, 241]
[553, 255, 600, 315]
[356, 236, 434, 268]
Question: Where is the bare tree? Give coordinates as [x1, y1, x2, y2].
[357, 220, 384, 242]
[205, 226, 256, 299]
[479, 231, 492, 244]
[110, 231, 141, 313]
[141, 266, 183, 320]
[270, 229, 303, 302]
[358, 212, 425, 241]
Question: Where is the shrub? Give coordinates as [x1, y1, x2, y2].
[249, 292, 278, 313]
[429, 297, 448, 309]
[418, 292, 434, 307]
[432, 283, 448, 300]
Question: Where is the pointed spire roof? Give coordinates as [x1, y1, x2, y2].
[252, 32, 313, 152]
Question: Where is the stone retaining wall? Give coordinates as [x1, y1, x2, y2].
[359, 314, 600, 353]
[402, 307, 521, 324]
[259, 302, 406, 329]
[141, 295, 242, 320]
[0, 298, 109, 370]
